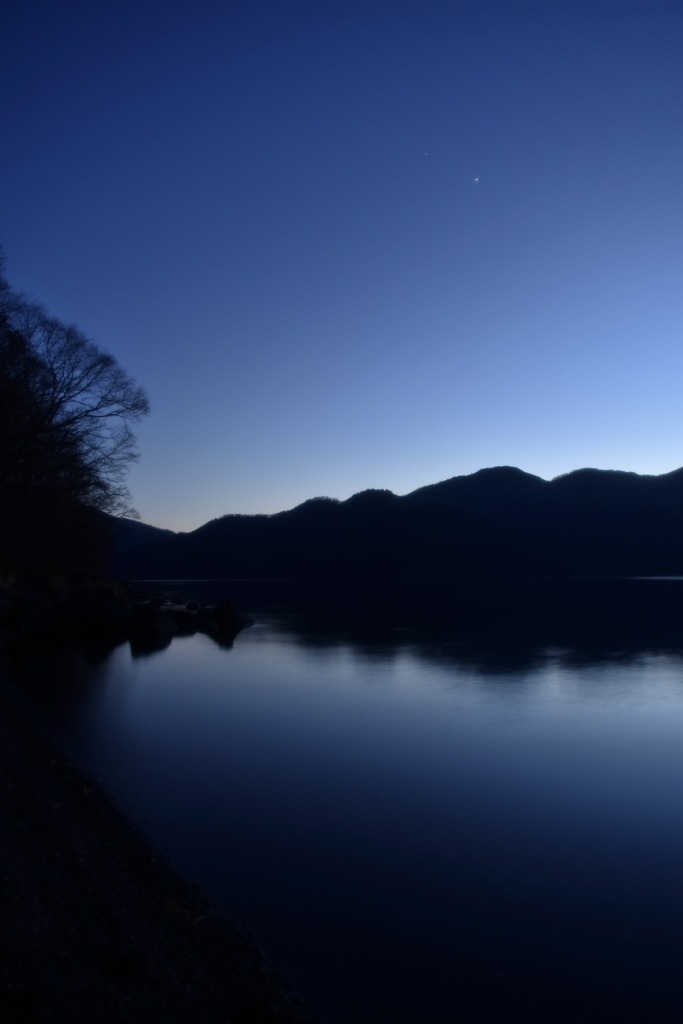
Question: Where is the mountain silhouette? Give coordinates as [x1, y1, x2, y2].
[113, 466, 683, 580]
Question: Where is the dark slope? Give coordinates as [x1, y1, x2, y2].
[114, 466, 683, 580]
[109, 517, 176, 562]
[0, 674, 323, 1024]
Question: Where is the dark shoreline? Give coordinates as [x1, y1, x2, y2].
[0, 671, 325, 1024]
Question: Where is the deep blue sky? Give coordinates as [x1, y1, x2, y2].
[3, 1, 682, 531]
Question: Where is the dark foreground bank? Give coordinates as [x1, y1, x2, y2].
[0, 675, 325, 1024]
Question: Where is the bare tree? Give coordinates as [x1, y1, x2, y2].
[0, 275, 149, 518]
[0, 259, 150, 575]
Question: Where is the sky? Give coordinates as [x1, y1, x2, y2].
[2, 0, 682, 531]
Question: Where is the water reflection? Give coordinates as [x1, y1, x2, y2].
[135, 576, 683, 672]
[5, 578, 683, 1023]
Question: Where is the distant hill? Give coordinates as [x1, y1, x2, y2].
[112, 466, 683, 580]
[107, 517, 176, 571]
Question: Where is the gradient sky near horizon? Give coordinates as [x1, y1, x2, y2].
[3, 1, 682, 531]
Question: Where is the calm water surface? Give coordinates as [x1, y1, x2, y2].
[9, 580, 683, 1023]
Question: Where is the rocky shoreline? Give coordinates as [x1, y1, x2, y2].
[0, 581, 252, 655]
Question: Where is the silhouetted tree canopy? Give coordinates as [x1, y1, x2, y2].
[0, 255, 149, 577]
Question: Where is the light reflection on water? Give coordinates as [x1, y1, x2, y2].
[8, 585, 683, 1023]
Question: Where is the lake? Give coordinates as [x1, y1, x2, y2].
[6, 578, 683, 1023]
